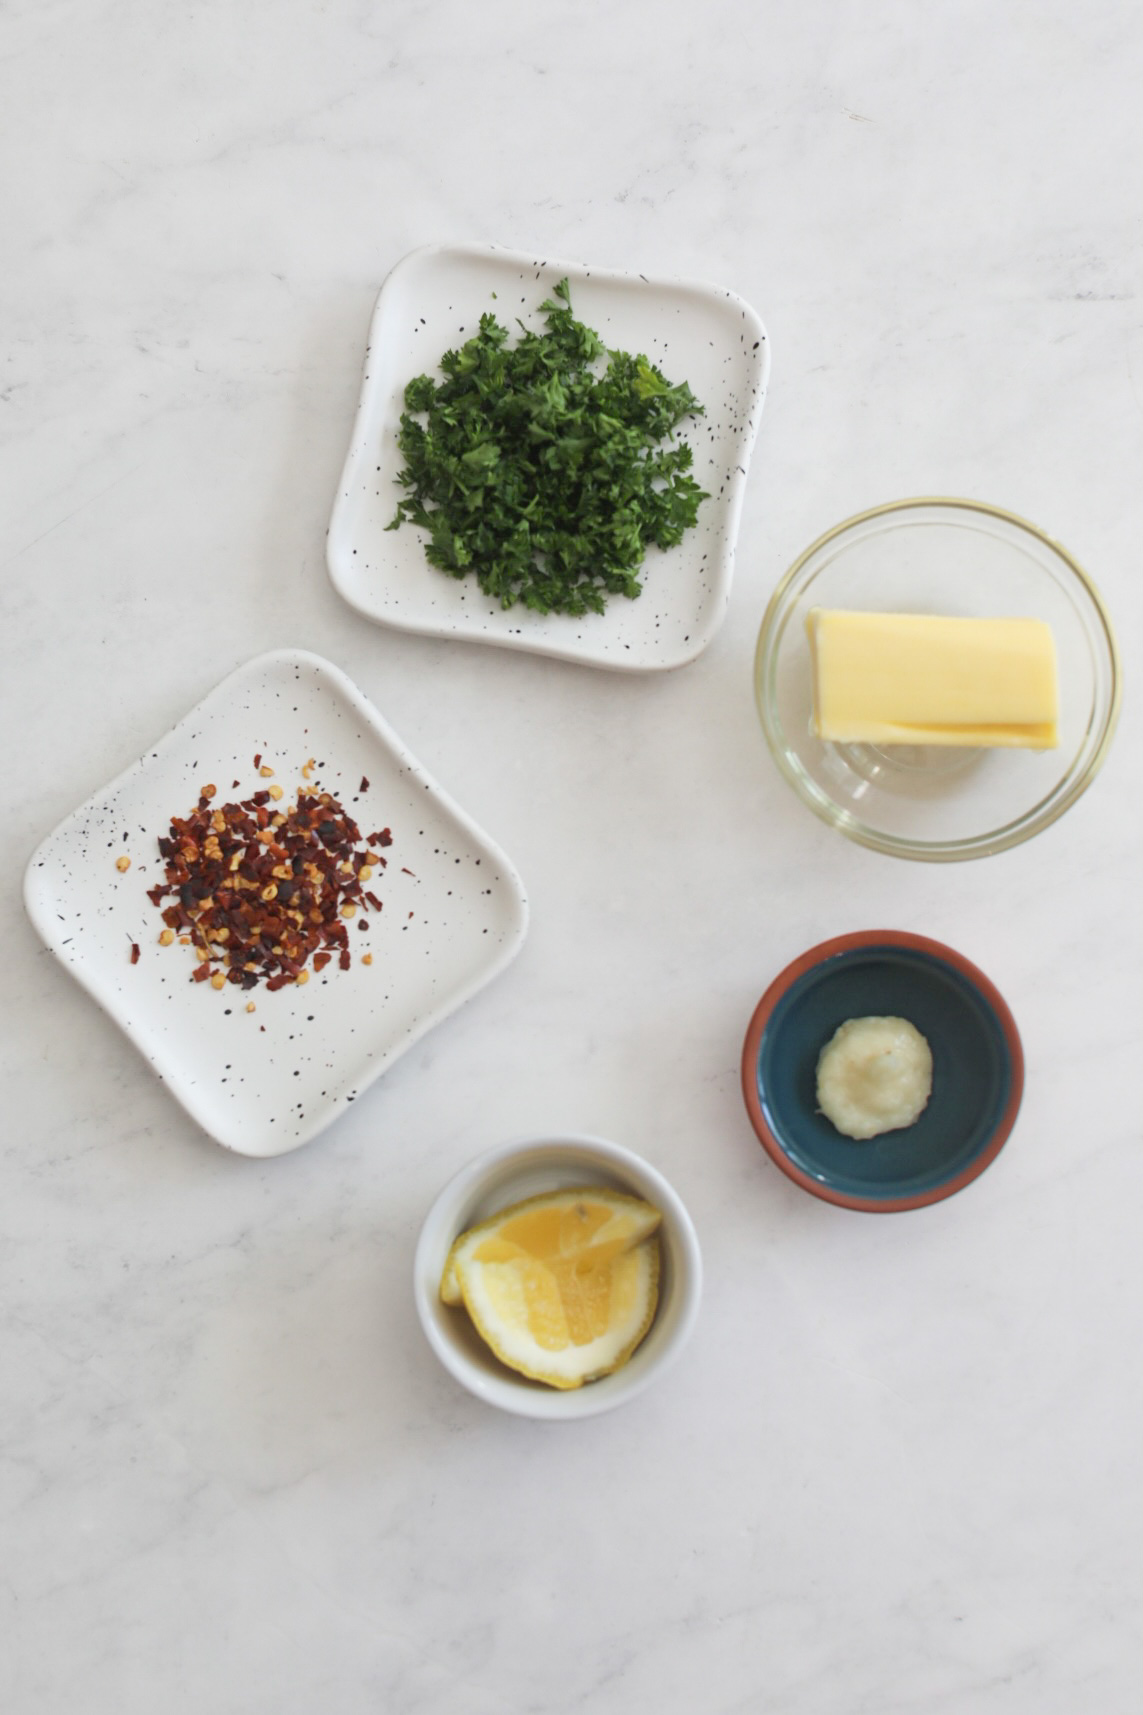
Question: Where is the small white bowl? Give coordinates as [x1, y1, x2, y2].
[414, 1134, 702, 1420]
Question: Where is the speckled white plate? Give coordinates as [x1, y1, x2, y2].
[327, 242, 769, 671]
[23, 650, 529, 1157]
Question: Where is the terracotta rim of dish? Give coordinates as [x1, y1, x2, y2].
[740, 929, 1025, 1212]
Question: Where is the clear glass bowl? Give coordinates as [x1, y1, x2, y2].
[754, 498, 1121, 861]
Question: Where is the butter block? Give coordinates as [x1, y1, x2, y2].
[808, 610, 1059, 748]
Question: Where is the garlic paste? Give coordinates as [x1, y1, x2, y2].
[815, 1015, 932, 1141]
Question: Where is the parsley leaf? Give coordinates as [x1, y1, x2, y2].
[386, 280, 708, 617]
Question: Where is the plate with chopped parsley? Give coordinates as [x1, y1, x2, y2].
[328, 244, 769, 671]
[23, 650, 529, 1156]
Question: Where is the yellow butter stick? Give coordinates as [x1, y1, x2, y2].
[808, 610, 1059, 749]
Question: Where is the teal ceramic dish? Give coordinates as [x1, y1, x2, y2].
[741, 931, 1023, 1212]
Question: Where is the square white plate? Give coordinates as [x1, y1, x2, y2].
[24, 650, 529, 1157]
[327, 242, 769, 671]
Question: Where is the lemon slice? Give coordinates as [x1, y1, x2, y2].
[441, 1187, 662, 1389]
[439, 1254, 464, 1307]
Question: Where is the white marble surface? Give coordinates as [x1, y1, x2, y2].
[3, 3, 1141, 1710]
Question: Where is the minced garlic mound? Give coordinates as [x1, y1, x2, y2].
[816, 1015, 933, 1140]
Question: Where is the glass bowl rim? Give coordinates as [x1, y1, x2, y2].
[754, 495, 1122, 862]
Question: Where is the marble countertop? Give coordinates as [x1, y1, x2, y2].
[3, 3, 1140, 1710]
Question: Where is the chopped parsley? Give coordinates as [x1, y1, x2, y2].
[386, 279, 708, 617]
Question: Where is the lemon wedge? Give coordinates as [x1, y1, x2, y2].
[440, 1187, 662, 1389]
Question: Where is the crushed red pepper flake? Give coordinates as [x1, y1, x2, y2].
[130, 942, 140, 965]
[145, 778, 385, 994]
[359, 775, 370, 792]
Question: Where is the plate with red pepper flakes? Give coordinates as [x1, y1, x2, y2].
[23, 650, 529, 1156]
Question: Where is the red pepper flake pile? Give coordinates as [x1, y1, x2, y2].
[145, 777, 393, 995]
